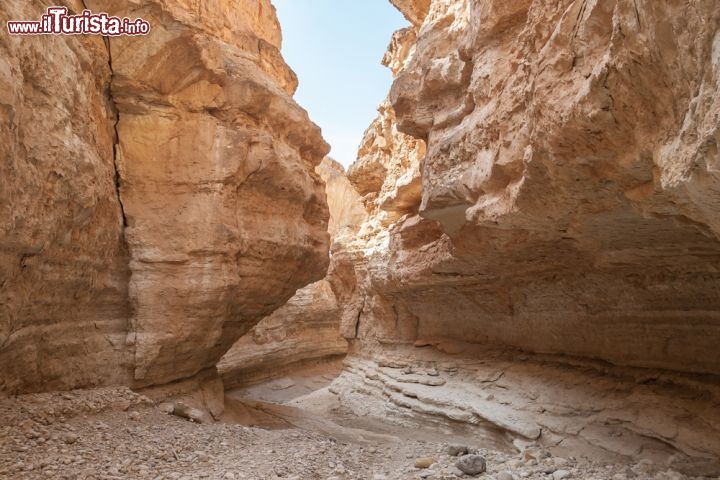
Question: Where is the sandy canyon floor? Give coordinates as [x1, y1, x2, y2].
[1, 358, 714, 480]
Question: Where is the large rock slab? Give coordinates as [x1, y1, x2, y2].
[218, 158, 360, 388]
[0, 2, 131, 394]
[0, 1, 330, 393]
[87, 0, 331, 387]
[341, 0, 720, 375]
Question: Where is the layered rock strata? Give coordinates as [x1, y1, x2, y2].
[219, 158, 362, 389]
[219, 277, 348, 389]
[0, 1, 131, 394]
[316, 0, 720, 472]
[330, 345, 720, 476]
[0, 1, 329, 394]
[89, 0, 330, 388]
[340, 0, 720, 375]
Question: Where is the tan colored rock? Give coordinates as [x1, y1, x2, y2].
[317, 158, 366, 239]
[414, 457, 436, 469]
[0, 2, 131, 394]
[90, 0, 330, 388]
[342, 0, 720, 375]
[329, 17, 429, 347]
[218, 279, 348, 389]
[330, 345, 720, 474]
[0, 1, 330, 393]
[390, 0, 431, 28]
[219, 158, 362, 389]
[172, 401, 213, 424]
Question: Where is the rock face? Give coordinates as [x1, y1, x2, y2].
[316, 1, 720, 471]
[90, 0, 331, 388]
[0, 1, 329, 394]
[219, 158, 360, 389]
[341, 0, 720, 375]
[331, 345, 720, 474]
[218, 278, 347, 389]
[0, 2, 131, 394]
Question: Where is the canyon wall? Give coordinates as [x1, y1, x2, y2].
[219, 158, 362, 389]
[340, 0, 720, 375]
[315, 2, 720, 469]
[0, 0, 329, 394]
[0, 1, 131, 394]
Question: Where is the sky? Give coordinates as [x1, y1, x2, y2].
[273, 0, 408, 168]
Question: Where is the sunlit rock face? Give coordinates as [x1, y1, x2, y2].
[0, 0, 330, 393]
[0, 2, 131, 394]
[218, 158, 362, 389]
[342, 0, 720, 375]
[315, 1, 720, 470]
[218, 277, 347, 389]
[89, 0, 331, 388]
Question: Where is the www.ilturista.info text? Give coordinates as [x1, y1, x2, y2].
[7, 7, 151, 36]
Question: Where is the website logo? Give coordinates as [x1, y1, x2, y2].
[7, 7, 151, 36]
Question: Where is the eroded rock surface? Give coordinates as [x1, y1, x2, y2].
[0, 1, 131, 394]
[219, 278, 348, 389]
[90, 0, 331, 388]
[219, 158, 360, 389]
[3, 1, 720, 477]
[342, 0, 720, 375]
[330, 345, 720, 475]
[3, 385, 689, 480]
[0, 1, 330, 394]
[311, 0, 720, 473]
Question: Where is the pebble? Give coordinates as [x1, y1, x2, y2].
[497, 471, 516, 480]
[553, 470, 572, 480]
[415, 457, 437, 469]
[456, 454, 487, 476]
[447, 445, 469, 457]
[447, 466, 465, 477]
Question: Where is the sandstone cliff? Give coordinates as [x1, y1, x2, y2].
[0, 1, 329, 394]
[317, 1, 720, 469]
[341, 0, 720, 375]
[219, 158, 363, 389]
[0, 1, 131, 394]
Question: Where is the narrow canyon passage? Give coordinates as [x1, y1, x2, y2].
[1, 1, 720, 480]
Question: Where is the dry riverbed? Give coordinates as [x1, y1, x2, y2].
[1, 383, 712, 480]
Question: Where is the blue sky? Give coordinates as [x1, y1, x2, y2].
[273, 0, 408, 168]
